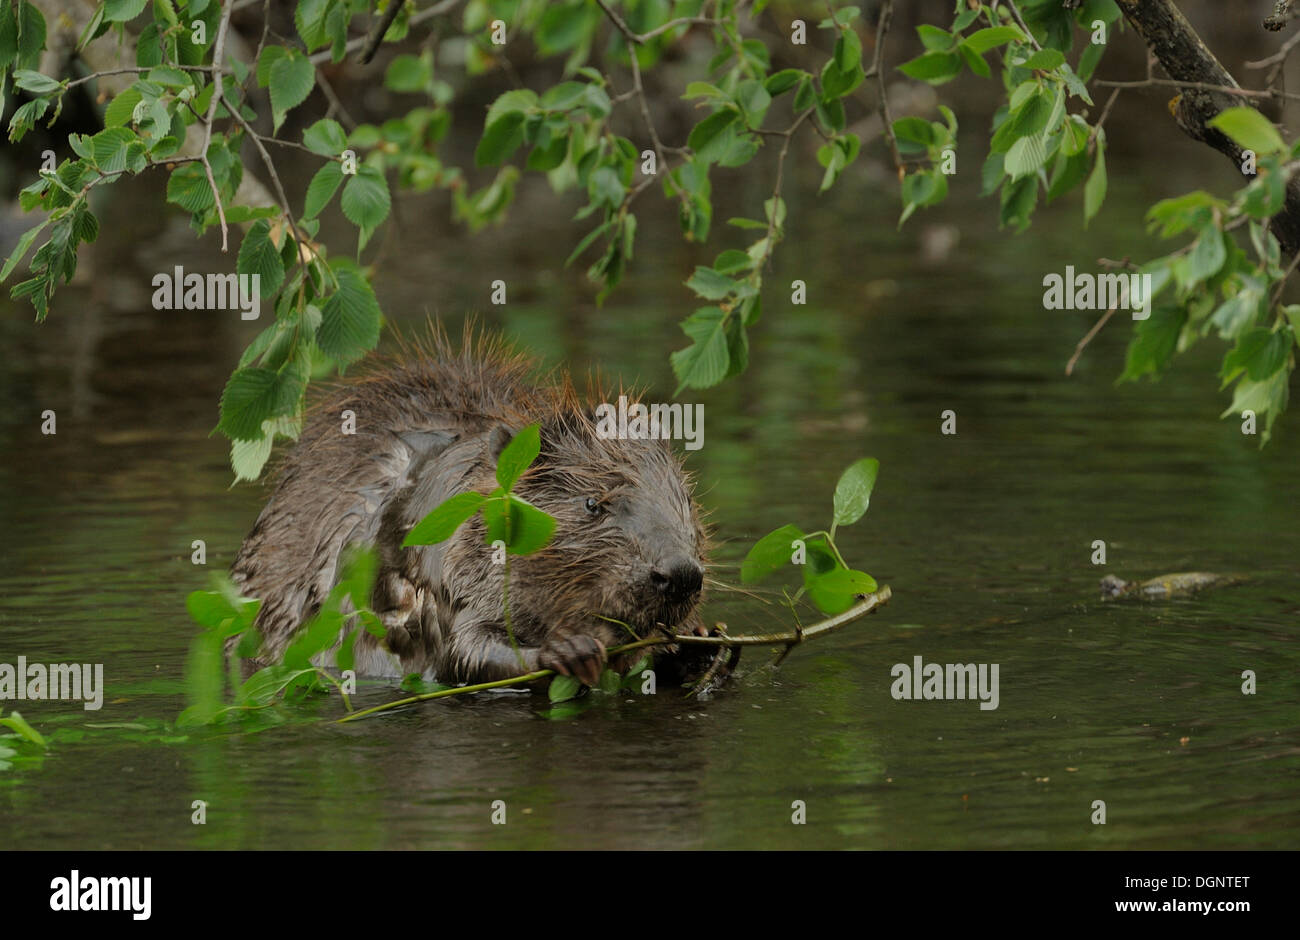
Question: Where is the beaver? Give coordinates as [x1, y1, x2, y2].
[230, 325, 716, 688]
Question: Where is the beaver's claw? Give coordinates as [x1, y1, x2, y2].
[539, 634, 607, 687]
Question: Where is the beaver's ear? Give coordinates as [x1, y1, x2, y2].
[485, 424, 550, 464]
[486, 425, 514, 465]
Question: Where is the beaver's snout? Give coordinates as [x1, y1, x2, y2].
[651, 557, 705, 604]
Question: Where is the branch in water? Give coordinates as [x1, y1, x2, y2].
[335, 585, 893, 723]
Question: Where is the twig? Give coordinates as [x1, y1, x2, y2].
[1269, 239, 1300, 306]
[219, 93, 311, 266]
[1093, 76, 1295, 101]
[64, 65, 216, 90]
[594, 0, 715, 45]
[1005, 0, 1043, 51]
[357, 0, 409, 65]
[756, 109, 810, 270]
[1065, 302, 1119, 376]
[1090, 86, 1123, 145]
[311, 0, 464, 65]
[315, 70, 358, 130]
[335, 585, 893, 723]
[1246, 26, 1300, 70]
[872, 0, 902, 180]
[202, 1, 234, 252]
[1246, 26, 1300, 93]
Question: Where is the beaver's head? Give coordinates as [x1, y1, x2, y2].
[496, 403, 707, 639]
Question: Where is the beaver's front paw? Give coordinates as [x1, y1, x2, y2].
[539, 635, 607, 687]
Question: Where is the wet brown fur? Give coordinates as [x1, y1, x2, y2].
[230, 321, 710, 685]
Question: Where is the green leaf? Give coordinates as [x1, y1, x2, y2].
[503, 497, 556, 554]
[268, 50, 315, 131]
[565, 219, 613, 267]
[687, 108, 740, 164]
[685, 265, 739, 300]
[811, 567, 878, 597]
[340, 164, 391, 244]
[165, 162, 215, 213]
[741, 524, 806, 584]
[283, 604, 343, 670]
[670, 307, 731, 390]
[230, 414, 299, 483]
[497, 422, 541, 491]
[475, 111, 526, 166]
[237, 665, 316, 706]
[1183, 225, 1228, 289]
[318, 265, 382, 365]
[294, 0, 333, 50]
[793, 75, 816, 111]
[0, 711, 46, 748]
[219, 366, 305, 441]
[1004, 132, 1051, 180]
[1208, 107, 1286, 156]
[764, 68, 805, 96]
[832, 458, 879, 526]
[1120, 306, 1186, 383]
[0, 218, 50, 282]
[236, 220, 285, 298]
[185, 587, 258, 636]
[15, 1, 45, 71]
[962, 25, 1023, 54]
[892, 116, 936, 149]
[88, 126, 137, 173]
[1220, 328, 1292, 387]
[834, 29, 863, 71]
[12, 69, 61, 94]
[1210, 288, 1263, 340]
[1021, 48, 1065, 70]
[1083, 141, 1106, 225]
[303, 118, 347, 156]
[802, 541, 854, 615]
[385, 53, 431, 93]
[303, 160, 344, 219]
[403, 492, 488, 546]
[898, 50, 962, 85]
[0, 5, 17, 71]
[587, 164, 624, 208]
[549, 674, 582, 703]
[917, 24, 955, 51]
[734, 78, 772, 122]
[480, 494, 555, 554]
[104, 85, 143, 127]
[1220, 365, 1290, 444]
[103, 0, 148, 23]
[256, 45, 288, 87]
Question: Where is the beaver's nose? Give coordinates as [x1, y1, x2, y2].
[651, 559, 704, 602]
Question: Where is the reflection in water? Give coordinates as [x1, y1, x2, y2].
[0, 135, 1298, 849]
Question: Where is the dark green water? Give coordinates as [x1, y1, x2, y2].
[1, 132, 1298, 849]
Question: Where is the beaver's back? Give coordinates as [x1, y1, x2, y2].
[230, 329, 552, 663]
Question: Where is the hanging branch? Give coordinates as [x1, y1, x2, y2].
[335, 585, 893, 723]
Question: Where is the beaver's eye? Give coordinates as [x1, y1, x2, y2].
[584, 496, 604, 516]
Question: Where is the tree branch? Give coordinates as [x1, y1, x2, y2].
[201, 0, 234, 253]
[336, 585, 893, 722]
[357, 0, 409, 65]
[1117, 0, 1300, 256]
